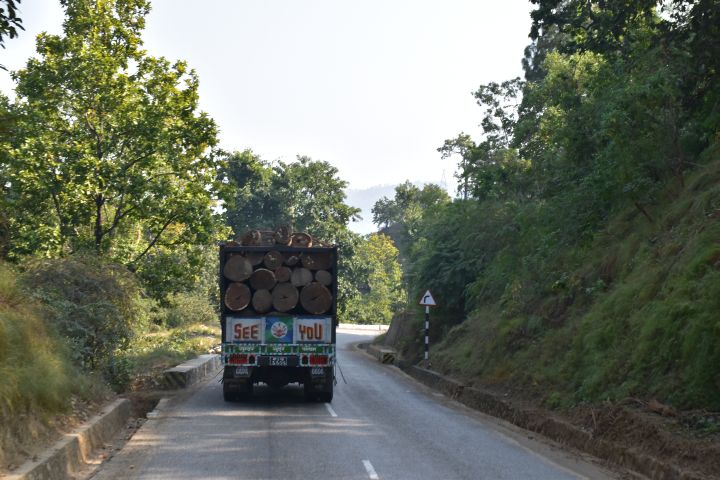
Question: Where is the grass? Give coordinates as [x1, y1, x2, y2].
[121, 321, 219, 385]
[0, 259, 221, 472]
[0, 262, 107, 471]
[426, 156, 720, 411]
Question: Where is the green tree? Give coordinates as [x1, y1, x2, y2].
[338, 233, 405, 324]
[440, 79, 531, 201]
[371, 181, 450, 258]
[223, 150, 284, 234]
[223, 152, 360, 243]
[4, 0, 222, 265]
[0, 0, 23, 70]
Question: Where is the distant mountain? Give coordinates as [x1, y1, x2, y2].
[345, 185, 395, 235]
[345, 181, 445, 235]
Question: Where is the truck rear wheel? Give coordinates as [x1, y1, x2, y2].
[223, 380, 253, 402]
[304, 379, 333, 403]
[318, 386, 333, 403]
[223, 384, 237, 402]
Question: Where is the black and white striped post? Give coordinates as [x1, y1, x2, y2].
[424, 305, 430, 361]
[419, 290, 436, 364]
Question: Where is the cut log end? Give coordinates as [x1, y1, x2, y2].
[272, 283, 299, 312]
[264, 250, 284, 270]
[246, 252, 265, 266]
[275, 266, 292, 283]
[252, 289, 273, 313]
[300, 282, 332, 314]
[291, 232, 313, 248]
[290, 267, 313, 287]
[315, 270, 333, 286]
[240, 230, 262, 246]
[250, 268, 277, 291]
[223, 255, 253, 282]
[285, 255, 300, 267]
[301, 252, 333, 270]
[225, 283, 251, 311]
[274, 225, 292, 245]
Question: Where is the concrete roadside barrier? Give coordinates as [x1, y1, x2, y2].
[6, 398, 131, 480]
[366, 343, 397, 364]
[162, 354, 221, 389]
[338, 323, 389, 332]
[8, 353, 222, 480]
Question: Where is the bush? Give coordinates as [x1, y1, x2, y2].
[21, 256, 144, 376]
[161, 291, 217, 328]
[0, 262, 92, 415]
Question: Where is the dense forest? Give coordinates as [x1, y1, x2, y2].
[375, 0, 720, 411]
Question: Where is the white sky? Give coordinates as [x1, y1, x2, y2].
[1, 0, 533, 195]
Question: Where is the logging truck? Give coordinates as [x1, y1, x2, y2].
[219, 229, 337, 402]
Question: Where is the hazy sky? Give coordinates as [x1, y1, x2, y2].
[1, 0, 533, 195]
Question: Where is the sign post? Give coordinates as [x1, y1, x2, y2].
[418, 290, 437, 363]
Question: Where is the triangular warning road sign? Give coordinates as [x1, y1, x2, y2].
[419, 290, 436, 306]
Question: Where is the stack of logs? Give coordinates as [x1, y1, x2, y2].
[223, 229, 334, 316]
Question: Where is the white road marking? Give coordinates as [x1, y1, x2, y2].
[362, 459, 379, 480]
[324, 403, 338, 417]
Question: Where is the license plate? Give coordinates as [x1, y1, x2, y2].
[269, 356, 288, 366]
[235, 366, 249, 377]
[311, 367, 325, 376]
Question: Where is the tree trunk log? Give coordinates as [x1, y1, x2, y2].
[300, 282, 333, 314]
[272, 283, 299, 312]
[250, 268, 277, 290]
[301, 252, 333, 270]
[225, 282, 251, 311]
[285, 255, 300, 267]
[291, 232, 313, 247]
[275, 266, 292, 283]
[291, 267, 313, 287]
[263, 250, 284, 270]
[314, 270, 333, 286]
[252, 289, 273, 313]
[246, 252, 265, 267]
[223, 255, 253, 281]
[274, 225, 292, 245]
[240, 230, 262, 246]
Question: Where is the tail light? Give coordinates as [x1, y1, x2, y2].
[229, 353, 248, 365]
[309, 355, 328, 366]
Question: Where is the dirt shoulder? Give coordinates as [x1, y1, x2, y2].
[401, 362, 720, 480]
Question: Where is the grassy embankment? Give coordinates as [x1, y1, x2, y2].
[399, 153, 720, 414]
[0, 261, 219, 471]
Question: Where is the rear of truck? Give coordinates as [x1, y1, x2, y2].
[219, 244, 337, 402]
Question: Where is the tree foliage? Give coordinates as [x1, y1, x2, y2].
[338, 233, 405, 324]
[3, 0, 223, 269]
[0, 0, 23, 65]
[384, 1, 720, 409]
[222, 150, 360, 243]
[371, 181, 449, 256]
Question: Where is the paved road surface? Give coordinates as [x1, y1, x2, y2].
[92, 330, 617, 480]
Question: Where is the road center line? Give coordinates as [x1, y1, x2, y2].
[362, 459, 379, 480]
[324, 403, 338, 417]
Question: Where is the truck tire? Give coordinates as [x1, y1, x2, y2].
[305, 380, 333, 403]
[223, 384, 237, 402]
[223, 380, 253, 402]
[318, 389, 333, 403]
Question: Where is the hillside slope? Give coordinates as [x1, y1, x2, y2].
[394, 153, 720, 413]
[0, 262, 103, 471]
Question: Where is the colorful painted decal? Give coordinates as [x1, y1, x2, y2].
[265, 316, 294, 343]
[225, 317, 263, 343]
[294, 317, 331, 343]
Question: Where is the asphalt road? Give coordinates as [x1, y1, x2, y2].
[92, 330, 617, 480]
